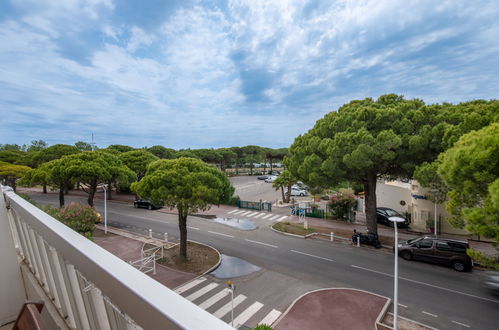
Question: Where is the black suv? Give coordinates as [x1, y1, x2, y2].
[133, 199, 162, 210]
[376, 207, 410, 228]
[397, 236, 472, 272]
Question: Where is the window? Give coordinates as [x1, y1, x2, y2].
[450, 243, 467, 253]
[436, 241, 451, 251]
[416, 240, 433, 248]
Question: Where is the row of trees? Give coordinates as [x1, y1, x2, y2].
[285, 95, 498, 243]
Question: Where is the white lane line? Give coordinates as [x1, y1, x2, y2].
[351, 264, 499, 304]
[233, 210, 245, 215]
[187, 226, 200, 230]
[291, 250, 334, 262]
[213, 294, 247, 318]
[269, 215, 280, 221]
[451, 320, 471, 328]
[398, 303, 408, 308]
[245, 239, 278, 248]
[422, 311, 438, 318]
[186, 283, 219, 302]
[208, 231, 234, 238]
[262, 214, 273, 219]
[198, 289, 229, 310]
[239, 211, 251, 216]
[258, 309, 282, 326]
[253, 213, 265, 218]
[246, 212, 259, 217]
[174, 277, 206, 294]
[276, 216, 288, 222]
[233, 301, 264, 328]
[227, 210, 238, 214]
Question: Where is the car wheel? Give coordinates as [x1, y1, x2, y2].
[452, 260, 466, 272]
[400, 251, 412, 261]
[148, 205, 152, 210]
[300, 193, 304, 196]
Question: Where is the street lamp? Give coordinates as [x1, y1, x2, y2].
[389, 217, 406, 330]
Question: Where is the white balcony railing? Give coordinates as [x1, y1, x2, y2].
[1, 186, 233, 329]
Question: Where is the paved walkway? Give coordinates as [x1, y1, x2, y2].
[274, 288, 388, 330]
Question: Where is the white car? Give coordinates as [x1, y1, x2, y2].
[285, 187, 308, 196]
[265, 175, 278, 183]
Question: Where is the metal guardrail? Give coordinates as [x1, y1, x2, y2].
[1, 186, 233, 330]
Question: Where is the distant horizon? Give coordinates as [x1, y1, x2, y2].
[2, 1, 498, 149]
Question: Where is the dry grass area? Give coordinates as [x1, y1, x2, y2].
[156, 241, 219, 275]
[273, 221, 318, 236]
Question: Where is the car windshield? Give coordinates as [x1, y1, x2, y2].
[385, 209, 400, 216]
[407, 237, 423, 244]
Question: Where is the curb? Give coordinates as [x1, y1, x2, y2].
[270, 224, 307, 239]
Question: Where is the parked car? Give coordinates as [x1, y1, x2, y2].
[268, 170, 280, 176]
[265, 175, 278, 183]
[295, 181, 309, 191]
[133, 199, 162, 210]
[376, 207, 410, 228]
[257, 175, 269, 180]
[397, 236, 473, 272]
[285, 187, 308, 196]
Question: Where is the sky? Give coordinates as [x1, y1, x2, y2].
[1, 0, 498, 150]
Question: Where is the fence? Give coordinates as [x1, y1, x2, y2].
[236, 200, 272, 212]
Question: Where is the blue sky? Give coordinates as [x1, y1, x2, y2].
[1, 0, 498, 149]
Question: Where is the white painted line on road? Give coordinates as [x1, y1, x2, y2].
[245, 239, 278, 248]
[246, 212, 259, 217]
[262, 214, 273, 219]
[398, 303, 408, 308]
[269, 215, 280, 221]
[239, 211, 251, 216]
[213, 294, 247, 318]
[350, 264, 499, 304]
[276, 216, 288, 222]
[198, 289, 229, 310]
[259, 309, 282, 326]
[208, 231, 234, 238]
[186, 282, 219, 302]
[291, 250, 334, 262]
[254, 213, 265, 218]
[187, 226, 200, 230]
[227, 210, 238, 214]
[233, 301, 264, 328]
[174, 277, 206, 294]
[422, 311, 438, 318]
[233, 210, 245, 215]
[451, 320, 471, 328]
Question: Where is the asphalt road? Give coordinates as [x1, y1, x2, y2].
[29, 192, 499, 329]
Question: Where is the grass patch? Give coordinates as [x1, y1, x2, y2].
[273, 222, 317, 236]
[156, 241, 219, 275]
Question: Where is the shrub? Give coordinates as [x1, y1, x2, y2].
[467, 249, 499, 270]
[328, 189, 357, 221]
[254, 324, 274, 330]
[56, 202, 98, 239]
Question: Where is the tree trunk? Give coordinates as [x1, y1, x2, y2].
[87, 182, 96, 207]
[235, 159, 239, 175]
[364, 173, 378, 234]
[58, 183, 65, 207]
[178, 208, 188, 260]
[280, 186, 285, 203]
[43, 183, 47, 194]
[286, 183, 292, 203]
[270, 157, 273, 172]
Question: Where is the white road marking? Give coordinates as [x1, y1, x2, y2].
[258, 309, 282, 326]
[276, 216, 288, 222]
[246, 212, 259, 217]
[174, 277, 206, 294]
[245, 239, 278, 248]
[186, 283, 219, 302]
[187, 226, 200, 230]
[227, 210, 238, 214]
[262, 214, 273, 219]
[239, 211, 251, 216]
[422, 311, 438, 317]
[451, 320, 471, 328]
[269, 215, 280, 221]
[233, 301, 264, 328]
[233, 210, 245, 215]
[350, 264, 499, 304]
[398, 303, 408, 308]
[213, 294, 247, 318]
[253, 213, 265, 218]
[291, 250, 334, 262]
[208, 231, 234, 238]
[198, 289, 229, 310]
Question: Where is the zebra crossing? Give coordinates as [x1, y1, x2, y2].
[175, 277, 282, 328]
[226, 209, 288, 222]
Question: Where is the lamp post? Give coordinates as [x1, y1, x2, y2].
[227, 280, 234, 327]
[389, 217, 406, 330]
[429, 189, 439, 236]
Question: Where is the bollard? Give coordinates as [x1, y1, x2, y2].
[357, 235, 360, 247]
[304, 220, 308, 230]
[149, 229, 153, 238]
[330, 232, 334, 241]
[164, 232, 168, 242]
